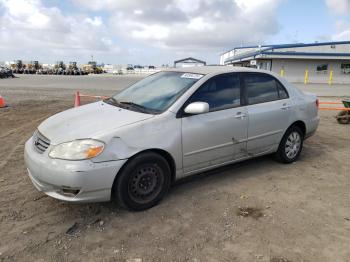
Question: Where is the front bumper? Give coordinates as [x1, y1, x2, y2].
[24, 137, 127, 203]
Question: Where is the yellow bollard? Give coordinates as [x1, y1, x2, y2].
[280, 68, 285, 77]
[328, 70, 333, 85]
[304, 69, 309, 84]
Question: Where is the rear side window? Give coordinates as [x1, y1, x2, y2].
[188, 73, 241, 112]
[243, 73, 288, 105]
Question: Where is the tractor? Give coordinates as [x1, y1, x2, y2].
[54, 61, 66, 75]
[13, 60, 25, 74]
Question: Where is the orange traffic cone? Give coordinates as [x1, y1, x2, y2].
[74, 91, 81, 107]
[0, 95, 6, 108]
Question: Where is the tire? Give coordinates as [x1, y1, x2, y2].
[114, 152, 171, 211]
[275, 126, 304, 163]
[336, 110, 350, 124]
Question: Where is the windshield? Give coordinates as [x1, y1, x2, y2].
[109, 71, 203, 113]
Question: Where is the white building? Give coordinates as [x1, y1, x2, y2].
[174, 57, 206, 68]
[220, 41, 350, 84]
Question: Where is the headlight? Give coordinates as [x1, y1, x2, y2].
[49, 139, 105, 160]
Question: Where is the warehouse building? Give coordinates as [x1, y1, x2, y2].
[220, 41, 350, 84]
[174, 57, 206, 68]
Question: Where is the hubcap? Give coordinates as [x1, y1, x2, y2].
[128, 164, 163, 204]
[285, 131, 301, 159]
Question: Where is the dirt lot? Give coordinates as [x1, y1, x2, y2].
[1, 76, 350, 262]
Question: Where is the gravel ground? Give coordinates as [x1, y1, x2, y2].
[0, 75, 350, 262]
[0, 74, 144, 104]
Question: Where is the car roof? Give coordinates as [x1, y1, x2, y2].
[165, 65, 268, 75]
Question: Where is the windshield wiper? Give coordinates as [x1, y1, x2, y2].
[104, 98, 158, 114]
[119, 101, 151, 113]
[104, 97, 121, 106]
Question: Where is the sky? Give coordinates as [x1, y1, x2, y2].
[0, 0, 350, 65]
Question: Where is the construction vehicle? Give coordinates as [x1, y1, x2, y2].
[0, 67, 14, 78]
[36, 61, 48, 74]
[12, 60, 25, 74]
[33, 61, 41, 73]
[24, 61, 41, 74]
[9, 62, 16, 73]
[82, 61, 103, 74]
[23, 62, 33, 74]
[54, 61, 66, 75]
[66, 62, 76, 75]
[36, 63, 51, 75]
[66, 62, 84, 75]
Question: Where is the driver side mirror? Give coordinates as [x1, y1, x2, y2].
[184, 102, 209, 115]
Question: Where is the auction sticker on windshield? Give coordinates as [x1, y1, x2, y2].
[181, 73, 204, 79]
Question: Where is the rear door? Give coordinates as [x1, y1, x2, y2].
[181, 73, 248, 173]
[242, 73, 291, 155]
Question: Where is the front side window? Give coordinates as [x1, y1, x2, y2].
[187, 73, 241, 112]
[108, 71, 203, 113]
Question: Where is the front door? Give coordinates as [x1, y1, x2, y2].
[181, 73, 248, 174]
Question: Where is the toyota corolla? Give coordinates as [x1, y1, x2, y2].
[24, 66, 319, 210]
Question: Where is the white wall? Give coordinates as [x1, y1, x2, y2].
[175, 62, 205, 68]
[271, 59, 350, 84]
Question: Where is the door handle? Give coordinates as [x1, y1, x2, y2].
[281, 103, 290, 110]
[235, 112, 246, 119]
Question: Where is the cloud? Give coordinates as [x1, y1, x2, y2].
[0, 0, 284, 64]
[187, 17, 214, 32]
[326, 0, 350, 41]
[0, 0, 119, 62]
[326, 0, 350, 15]
[332, 20, 350, 40]
[131, 25, 170, 40]
[103, 0, 282, 51]
[85, 17, 103, 27]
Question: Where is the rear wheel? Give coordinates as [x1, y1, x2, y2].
[275, 126, 304, 163]
[114, 152, 171, 211]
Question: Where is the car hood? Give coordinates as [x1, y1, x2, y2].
[38, 102, 154, 144]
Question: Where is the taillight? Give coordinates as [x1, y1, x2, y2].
[316, 99, 319, 108]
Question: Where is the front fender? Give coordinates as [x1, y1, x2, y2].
[91, 112, 183, 179]
[92, 137, 140, 162]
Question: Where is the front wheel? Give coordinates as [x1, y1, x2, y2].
[275, 126, 304, 163]
[114, 152, 171, 211]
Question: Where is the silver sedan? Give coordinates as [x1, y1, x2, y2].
[24, 66, 319, 210]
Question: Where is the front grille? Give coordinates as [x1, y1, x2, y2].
[33, 130, 50, 154]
